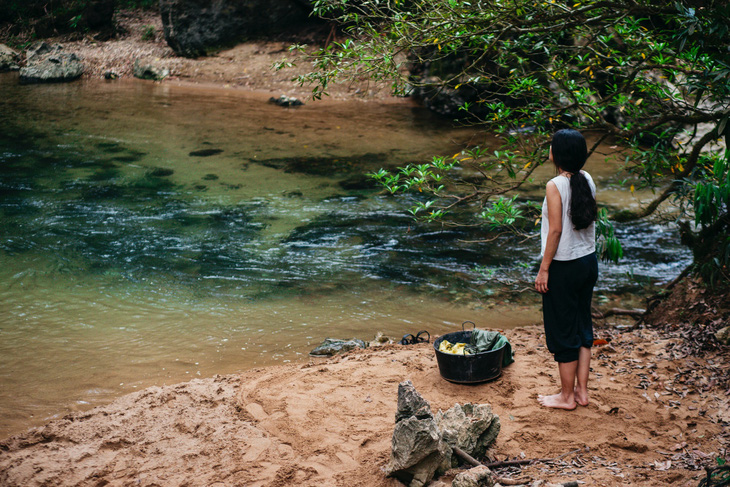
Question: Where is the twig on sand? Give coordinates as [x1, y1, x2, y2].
[592, 307, 645, 319]
[452, 446, 530, 484]
[452, 445, 586, 485]
[452, 446, 583, 487]
[481, 446, 587, 468]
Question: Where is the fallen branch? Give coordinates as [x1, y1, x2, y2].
[592, 307, 645, 319]
[452, 447, 530, 485]
[481, 446, 588, 469]
[452, 446, 482, 467]
[450, 446, 591, 486]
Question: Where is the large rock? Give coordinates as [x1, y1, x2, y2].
[159, 0, 315, 58]
[0, 44, 20, 72]
[386, 381, 501, 487]
[387, 381, 450, 487]
[394, 379, 434, 423]
[436, 403, 501, 465]
[18, 42, 83, 84]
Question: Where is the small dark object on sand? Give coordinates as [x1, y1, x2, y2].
[399, 330, 430, 345]
[269, 95, 304, 107]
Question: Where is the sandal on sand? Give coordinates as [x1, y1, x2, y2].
[399, 330, 430, 345]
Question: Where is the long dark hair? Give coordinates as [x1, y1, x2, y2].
[551, 129, 597, 230]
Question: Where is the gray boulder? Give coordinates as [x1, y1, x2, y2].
[0, 44, 20, 72]
[309, 338, 367, 357]
[19, 43, 84, 84]
[133, 58, 171, 81]
[160, 0, 315, 58]
[436, 402, 501, 463]
[387, 381, 450, 487]
[394, 379, 433, 423]
[387, 381, 501, 487]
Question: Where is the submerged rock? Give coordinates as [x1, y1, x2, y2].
[309, 338, 367, 357]
[19, 43, 84, 84]
[189, 148, 224, 157]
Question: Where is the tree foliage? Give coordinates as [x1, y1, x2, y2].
[0, 0, 151, 42]
[285, 0, 730, 273]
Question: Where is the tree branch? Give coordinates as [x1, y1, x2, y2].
[613, 128, 719, 222]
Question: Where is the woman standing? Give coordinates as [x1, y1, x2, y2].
[535, 129, 598, 410]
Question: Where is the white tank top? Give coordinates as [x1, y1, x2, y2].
[540, 171, 596, 261]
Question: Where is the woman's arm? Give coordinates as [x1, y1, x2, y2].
[535, 181, 563, 294]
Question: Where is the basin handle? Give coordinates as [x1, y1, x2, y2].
[462, 321, 476, 332]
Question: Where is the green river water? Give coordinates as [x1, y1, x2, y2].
[0, 75, 690, 437]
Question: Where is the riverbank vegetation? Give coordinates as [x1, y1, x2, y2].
[286, 0, 729, 327]
[0, 0, 155, 44]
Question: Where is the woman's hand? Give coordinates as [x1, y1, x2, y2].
[535, 268, 549, 294]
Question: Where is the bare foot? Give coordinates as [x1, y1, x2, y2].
[538, 393, 577, 410]
[574, 388, 589, 407]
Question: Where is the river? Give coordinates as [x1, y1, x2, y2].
[0, 74, 690, 437]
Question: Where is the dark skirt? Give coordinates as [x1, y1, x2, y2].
[542, 252, 598, 362]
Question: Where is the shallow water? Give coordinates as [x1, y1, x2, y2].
[0, 75, 690, 437]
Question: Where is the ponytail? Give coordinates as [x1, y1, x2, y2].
[550, 129, 597, 230]
[569, 172, 597, 230]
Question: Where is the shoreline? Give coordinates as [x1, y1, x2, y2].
[1, 323, 727, 486]
[2, 9, 396, 101]
[2, 13, 728, 485]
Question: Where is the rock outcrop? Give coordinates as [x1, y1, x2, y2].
[386, 380, 500, 487]
[18, 42, 83, 84]
[387, 381, 450, 487]
[133, 57, 170, 81]
[159, 0, 315, 58]
[0, 44, 20, 72]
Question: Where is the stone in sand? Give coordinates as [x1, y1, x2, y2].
[436, 402, 500, 464]
[309, 338, 367, 357]
[451, 465, 495, 487]
[387, 381, 502, 486]
[387, 381, 450, 487]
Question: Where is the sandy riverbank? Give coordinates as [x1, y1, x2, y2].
[1, 323, 727, 486]
[41, 9, 394, 101]
[1, 11, 728, 486]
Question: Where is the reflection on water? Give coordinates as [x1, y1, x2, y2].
[0, 75, 690, 438]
